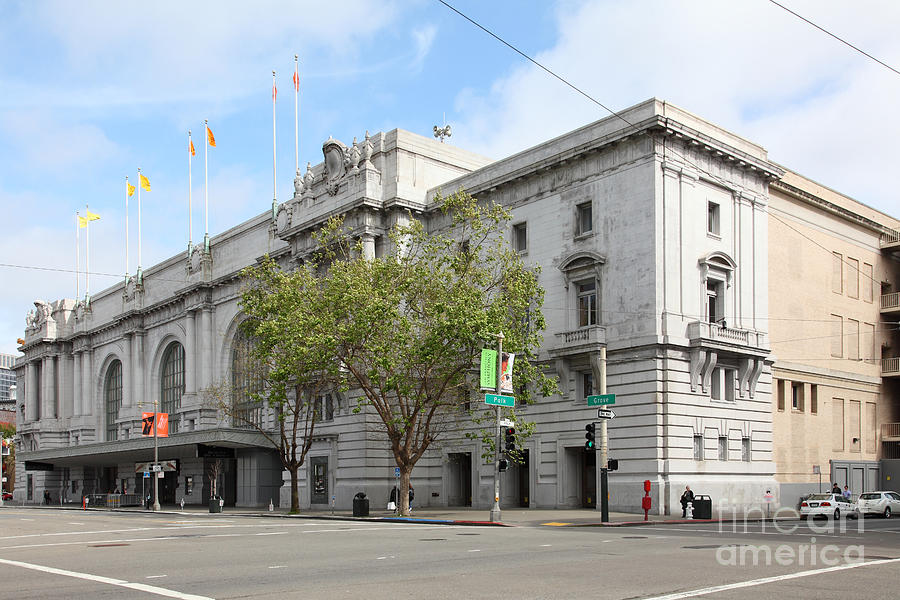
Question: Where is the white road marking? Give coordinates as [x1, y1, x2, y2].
[267, 565, 287, 569]
[468, 549, 481, 552]
[68, 522, 85, 525]
[146, 575, 168, 579]
[641, 558, 900, 600]
[540, 544, 552, 547]
[255, 532, 288, 536]
[0, 557, 213, 600]
[19, 518, 34, 521]
[625, 526, 863, 539]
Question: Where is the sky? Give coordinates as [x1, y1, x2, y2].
[1, 0, 899, 356]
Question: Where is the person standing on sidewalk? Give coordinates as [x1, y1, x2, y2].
[680, 486, 694, 518]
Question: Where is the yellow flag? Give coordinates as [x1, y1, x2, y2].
[127, 181, 135, 197]
[206, 126, 216, 147]
[77, 216, 88, 228]
[86, 210, 100, 221]
[140, 173, 151, 192]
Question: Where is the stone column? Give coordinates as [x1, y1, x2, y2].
[25, 361, 37, 421]
[200, 308, 213, 390]
[73, 352, 82, 417]
[81, 351, 92, 416]
[42, 356, 56, 419]
[122, 334, 132, 408]
[185, 310, 196, 395]
[59, 352, 71, 419]
[361, 234, 376, 260]
[132, 333, 144, 410]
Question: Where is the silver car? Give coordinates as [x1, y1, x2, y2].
[799, 493, 858, 520]
[857, 491, 900, 518]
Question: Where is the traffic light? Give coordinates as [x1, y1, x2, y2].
[504, 427, 516, 452]
[499, 459, 509, 472]
[585, 423, 596, 451]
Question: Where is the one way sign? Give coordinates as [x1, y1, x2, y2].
[597, 409, 616, 419]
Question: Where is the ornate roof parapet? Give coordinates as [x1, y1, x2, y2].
[24, 299, 78, 343]
[122, 274, 145, 310]
[186, 242, 213, 281]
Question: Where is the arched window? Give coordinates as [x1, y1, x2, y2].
[104, 360, 122, 441]
[231, 329, 263, 428]
[160, 342, 185, 433]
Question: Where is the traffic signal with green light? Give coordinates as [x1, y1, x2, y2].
[585, 423, 596, 451]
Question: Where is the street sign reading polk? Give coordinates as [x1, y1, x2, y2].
[485, 394, 515, 407]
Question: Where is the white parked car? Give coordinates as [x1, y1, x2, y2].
[856, 491, 900, 518]
[799, 493, 858, 520]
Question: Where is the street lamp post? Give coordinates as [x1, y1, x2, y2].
[152, 400, 160, 511]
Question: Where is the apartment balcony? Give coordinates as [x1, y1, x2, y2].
[548, 325, 607, 359]
[883, 357, 900, 378]
[882, 292, 900, 317]
[883, 423, 900, 442]
[882, 228, 900, 252]
[686, 320, 768, 357]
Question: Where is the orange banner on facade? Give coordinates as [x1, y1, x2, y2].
[141, 412, 169, 437]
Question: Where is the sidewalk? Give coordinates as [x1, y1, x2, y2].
[3, 502, 798, 527]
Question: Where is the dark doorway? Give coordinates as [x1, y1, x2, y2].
[516, 449, 530, 507]
[160, 471, 178, 505]
[201, 458, 237, 506]
[310, 456, 328, 505]
[99, 466, 117, 494]
[447, 452, 472, 506]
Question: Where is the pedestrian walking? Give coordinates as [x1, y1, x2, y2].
[680, 485, 694, 518]
[408, 484, 415, 511]
[842, 485, 852, 500]
[831, 482, 841, 494]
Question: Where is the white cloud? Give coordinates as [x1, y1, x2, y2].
[450, 0, 900, 215]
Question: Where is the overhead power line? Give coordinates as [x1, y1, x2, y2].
[767, 0, 900, 78]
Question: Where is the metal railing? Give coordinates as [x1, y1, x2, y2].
[883, 357, 900, 376]
[881, 228, 900, 246]
[84, 493, 143, 508]
[882, 423, 900, 440]
[882, 292, 900, 311]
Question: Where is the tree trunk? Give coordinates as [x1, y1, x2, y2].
[289, 465, 300, 514]
[399, 467, 411, 516]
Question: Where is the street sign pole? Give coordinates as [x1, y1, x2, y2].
[490, 333, 504, 523]
[599, 347, 609, 523]
[0, 438, 5, 507]
[152, 402, 160, 511]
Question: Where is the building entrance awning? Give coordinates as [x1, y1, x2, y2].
[19, 428, 272, 469]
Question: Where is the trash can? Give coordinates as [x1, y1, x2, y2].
[692, 495, 712, 519]
[209, 496, 222, 513]
[353, 492, 369, 517]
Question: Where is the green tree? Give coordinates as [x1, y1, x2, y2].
[206, 258, 339, 514]
[321, 190, 554, 516]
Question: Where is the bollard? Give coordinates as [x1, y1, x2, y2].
[642, 480, 652, 521]
[268, 499, 274, 512]
[686, 501, 693, 519]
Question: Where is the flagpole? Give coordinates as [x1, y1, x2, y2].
[204, 119, 209, 251]
[85, 205, 91, 299]
[75, 212, 80, 300]
[294, 55, 299, 173]
[137, 168, 143, 277]
[272, 70, 277, 219]
[125, 176, 130, 282]
[188, 130, 193, 254]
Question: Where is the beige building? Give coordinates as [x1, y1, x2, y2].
[768, 170, 900, 504]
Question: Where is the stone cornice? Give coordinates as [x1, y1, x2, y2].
[770, 179, 892, 236]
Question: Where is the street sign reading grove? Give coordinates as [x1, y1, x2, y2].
[587, 394, 616, 406]
[485, 393, 515, 407]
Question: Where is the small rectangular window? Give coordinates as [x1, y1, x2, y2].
[693, 434, 704, 461]
[810, 384, 818, 414]
[577, 280, 598, 327]
[325, 394, 334, 421]
[718, 436, 727, 461]
[832, 252, 843, 294]
[742, 437, 751, 462]
[576, 202, 593, 235]
[513, 222, 527, 253]
[707, 201, 720, 236]
[776, 379, 785, 411]
[581, 372, 594, 401]
[862, 263, 873, 302]
[847, 319, 859, 360]
[791, 382, 803, 411]
[830, 315, 843, 357]
[833, 398, 844, 451]
[847, 258, 859, 299]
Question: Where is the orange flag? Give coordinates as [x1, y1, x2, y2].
[206, 126, 216, 147]
[190, 138, 196, 156]
[293, 69, 299, 92]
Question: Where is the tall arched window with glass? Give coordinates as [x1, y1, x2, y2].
[231, 330, 264, 428]
[104, 360, 122, 441]
[160, 342, 185, 433]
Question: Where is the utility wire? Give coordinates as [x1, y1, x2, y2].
[767, 0, 900, 78]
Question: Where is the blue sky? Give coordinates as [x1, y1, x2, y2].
[2, 0, 899, 355]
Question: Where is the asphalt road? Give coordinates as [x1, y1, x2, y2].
[1, 508, 898, 599]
